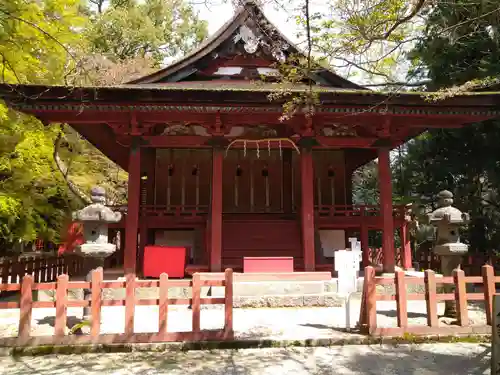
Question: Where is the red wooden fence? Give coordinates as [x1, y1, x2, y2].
[359, 265, 499, 336]
[0, 268, 234, 346]
[0, 254, 87, 285]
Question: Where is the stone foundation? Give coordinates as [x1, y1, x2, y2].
[36, 274, 439, 307]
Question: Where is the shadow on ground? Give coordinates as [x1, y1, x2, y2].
[1, 343, 491, 375]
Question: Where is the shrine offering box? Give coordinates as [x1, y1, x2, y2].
[243, 256, 294, 273]
[143, 246, 186, 278]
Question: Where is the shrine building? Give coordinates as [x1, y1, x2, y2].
[1, 2, 500, 276]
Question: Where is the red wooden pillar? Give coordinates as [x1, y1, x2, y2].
[124, 140, 141, 274]
[378, 147, 395, 273]
[361, 222, 370, 268]
[137, 149, 154, 275]
[282, 149, 293, 213]
[300, 149, 315, 272]
[400, 221, 412, 269]
[210, 149, 223, 272]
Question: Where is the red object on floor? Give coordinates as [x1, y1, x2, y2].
[243, 257, 294, 273]
[143, 246, 186, 278]
[58, 221, 84, 255]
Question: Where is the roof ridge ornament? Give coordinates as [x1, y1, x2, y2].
[233, 14, 288, 61]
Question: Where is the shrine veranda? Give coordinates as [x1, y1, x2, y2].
[1, 2, 500, 281]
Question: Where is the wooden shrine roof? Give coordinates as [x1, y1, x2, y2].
[1, 82, 500, 114]
[1, 80, 499, 171]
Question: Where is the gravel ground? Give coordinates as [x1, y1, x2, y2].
[0, 343, 492, 374]
[0, 298, 488, 340]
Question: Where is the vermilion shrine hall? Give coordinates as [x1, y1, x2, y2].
[1, 3, 500, 276]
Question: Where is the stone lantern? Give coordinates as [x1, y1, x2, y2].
[72, 186, 122, 317]
[427, 190, 469, 317]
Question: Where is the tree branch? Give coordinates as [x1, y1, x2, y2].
[380, 0, 427, 40]
[364, 80, 430, 88]
[53, 125, 91, 205]
[0, 8, 78, 63]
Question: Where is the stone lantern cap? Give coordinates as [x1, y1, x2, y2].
[427, 190, 469, 225]
[72, 187, 122, 223]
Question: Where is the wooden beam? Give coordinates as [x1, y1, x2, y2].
[316, 136, 376, 148]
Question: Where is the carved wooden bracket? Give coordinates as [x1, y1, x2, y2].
[373, 117, 392, 138]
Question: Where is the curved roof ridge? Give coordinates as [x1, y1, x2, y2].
[129, 2, 364, 89]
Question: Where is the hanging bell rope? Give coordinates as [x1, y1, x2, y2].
[225, 138, 301, 158]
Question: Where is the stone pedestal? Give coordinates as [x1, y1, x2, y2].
[427, 190, 469, 318]
[72, 187, 122, 321]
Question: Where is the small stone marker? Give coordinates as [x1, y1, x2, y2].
[335, 249, 360, 296]
[348, 237, 362, 268]
[493, 295, 500, 375]
[336, 239, 362, 330]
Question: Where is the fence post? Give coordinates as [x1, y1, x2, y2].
[55, 274, 69, 337]
[1, 259, 10, 284]
[192, 273, 201, 333]
[26, 258, 34, 279]
[453, 268, 468, 326]
[158, 273, 169, 336]
[364, 266, 377, 335]
[58, 257, 64, 276]
[41, 258, 47, 283]
[14, 261, 24, 284]
[482, 264, 495, 326]
[395, 270, 408, 329]
[18, 275, 34, 343]
[124, 273, 136, 336]
[33, 258, 41, 283]
[91, 268, 103, 338]
[224, 268, 233, 337]
[50, 258, 56, 281]
[45, 258, 52, 282]
[424, 269, 438, 327]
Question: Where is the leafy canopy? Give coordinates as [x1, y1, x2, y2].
[86, 0, 208, 63]
[0, 0, 208, 247]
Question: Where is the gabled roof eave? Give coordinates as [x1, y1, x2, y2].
[128, 2, 364, 90]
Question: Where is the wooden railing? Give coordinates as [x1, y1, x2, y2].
[368, 248, 403, 267]
[111, 204, 410, 219]
[315, 204, 408, 218]
[0, 254, 87, 285]
[141, 204, 209, 217]
[413, 249, 499, 275]
[109, 205, 209, 218]
[0, 268, 234, 346]
[359, 265, 499, 336]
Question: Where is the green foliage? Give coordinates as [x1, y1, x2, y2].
[0, 0, 87, 84]
[0, 112, 77, 244]
[295, 0, 427, 84]
[0, 0, 207, 248]
[86, 0, 208, 63]
[0, 0, 87, 246]
[399, 1, 500, 254]
[409, 0, 500, 89]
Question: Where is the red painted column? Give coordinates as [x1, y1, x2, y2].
[300, 149, 315, 272]
[400, 221, 412, 269]
[210, 149, 223, 272]
[361, 222, 370, 268]
[378, 147, 395, 273]
[124, 140, 141, 274]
